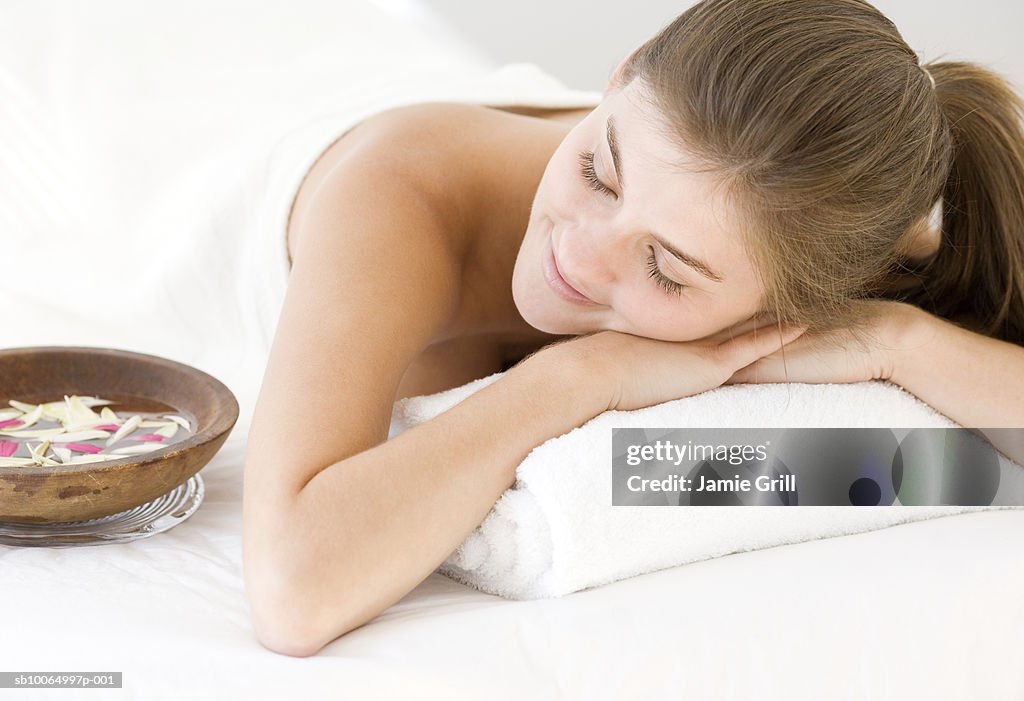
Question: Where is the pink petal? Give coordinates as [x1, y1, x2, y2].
[95, 423, 120, 431]
[0, 419, 24, 429]
[66, 442, 103, 454]
[0, 441, 17, 457]
[131, 434, 166, 442]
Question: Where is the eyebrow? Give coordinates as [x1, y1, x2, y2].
[606, 116, 725, 284]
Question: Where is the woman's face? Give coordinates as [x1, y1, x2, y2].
[512, 78, 766, 343]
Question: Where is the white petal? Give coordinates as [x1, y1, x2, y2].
[93, 453, 123, 461]
[53, 446, 73, 463]
[105, 415, 142, 447]
[64, 454, 107, 464]
[0, 408, 23, 421]
[79, 396, 115, 408]
[28, 440, 51, 464]
[153, 422, 179, 438]
[8, 400, 38, 413]
[65, 394, 101, 429]
[163, 414, 191, 432]
[42, 400, 68, 422]
[0, 427, 65, 439]
[10, 404, 44, 431]
[0, 457, 37, 467]
[110, 443, 164, 455]
[100, 406, 118, 420]
[64, 420, 115, 432]
[49, 429, 111, 443]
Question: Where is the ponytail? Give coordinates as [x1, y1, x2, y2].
[901, 61, 1024, 345]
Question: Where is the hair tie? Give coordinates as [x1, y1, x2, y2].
[921, 66, 936, 90]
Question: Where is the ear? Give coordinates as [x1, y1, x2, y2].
[896, 215, 941, 264]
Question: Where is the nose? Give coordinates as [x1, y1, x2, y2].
[557, 218, 619, 298]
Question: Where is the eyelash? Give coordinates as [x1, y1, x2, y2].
[577, 149, 616, 198]
[646, 248, 685, 297]
[577, 149, 685, 298]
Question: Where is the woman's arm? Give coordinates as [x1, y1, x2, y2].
[889, 305, 1024, 462]
[724, 301, 1024, 464]
[268, 351, 610, 656]
[263, 319, 804, 655]
[244, 102, 524, 656]
[254, 319, 805, 655]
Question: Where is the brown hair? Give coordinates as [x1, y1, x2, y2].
[620, 0, 1024, 346]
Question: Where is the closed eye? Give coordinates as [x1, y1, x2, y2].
[577, 150, 616, 198]
[646, 247, 685, 297]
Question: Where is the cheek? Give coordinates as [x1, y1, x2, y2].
[617, 292, 724, 342]
[539, 147, 588, 213]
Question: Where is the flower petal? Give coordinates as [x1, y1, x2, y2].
[163, 414, 191, 432]
[65, 442, 104, 454]
[110, 443, 164, 455]
[28, 440, 51, 465]
[8, 400, 38, 414]
[40, 400, 68, 422]
[0, 428, 65, 439]
[105, 415, 142, 447]
[0, 457, 37, 467]
[64, 420, 112, 432]
[62, 395, 101, 430]
[131, 434, 166, 442]
[153, 422, 179, 438]
[9, 404, 43, 431]
[79, 396, 115, 408]
[49, 429, 111, 443]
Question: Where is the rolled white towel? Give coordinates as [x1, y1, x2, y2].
[391, 375, 1024, 600]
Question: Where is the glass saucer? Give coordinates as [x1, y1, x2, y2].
[0, 474, 204, 548]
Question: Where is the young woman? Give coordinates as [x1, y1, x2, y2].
[243, 0, 1024, 656]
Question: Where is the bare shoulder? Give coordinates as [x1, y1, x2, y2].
[287, 101, 504, 267]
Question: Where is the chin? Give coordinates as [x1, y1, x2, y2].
[511, 286, 561, 334]
[511, 225, 596, 336]
[510, 279, 573, 337]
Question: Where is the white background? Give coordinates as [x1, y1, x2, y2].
[397, 0, 1024, 92]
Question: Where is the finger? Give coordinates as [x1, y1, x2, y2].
[725, 365, 754, 384]
[718, 323, 807, 369]
[729, 350, 802, 384]
[702, 313, 775, 344]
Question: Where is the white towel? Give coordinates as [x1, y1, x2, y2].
[390, 374, 1024, 599]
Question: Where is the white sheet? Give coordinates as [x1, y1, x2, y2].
[2, 1, 1023, 698]
[4, 430, 1023, 699]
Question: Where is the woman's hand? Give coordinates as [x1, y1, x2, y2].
[724, 300, 913, 386]
[545, 320, 809, 412]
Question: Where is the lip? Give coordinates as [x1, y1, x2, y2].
[543, 235, 599, 305]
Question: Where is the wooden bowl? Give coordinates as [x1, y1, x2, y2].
[0, 346, 238, 524]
